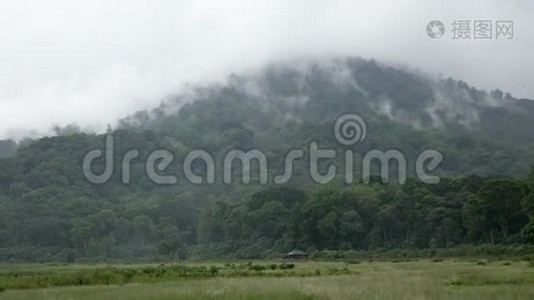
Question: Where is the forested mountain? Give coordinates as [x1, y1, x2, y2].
[1, 57, 534, 261]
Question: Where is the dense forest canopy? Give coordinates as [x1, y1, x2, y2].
[1, 57, 534, 262]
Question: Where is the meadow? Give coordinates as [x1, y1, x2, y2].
[1, 259, 534, 299]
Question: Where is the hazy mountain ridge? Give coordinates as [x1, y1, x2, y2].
[1, 57, 534, 261]
[119, 57, 534, 141]
[110, 57, 534, 177]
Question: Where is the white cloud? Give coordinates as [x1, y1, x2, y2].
[0, 0, 532, 139]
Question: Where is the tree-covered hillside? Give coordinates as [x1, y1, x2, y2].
[1, 57, 534, 261]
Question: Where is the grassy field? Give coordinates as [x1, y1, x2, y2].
[1, 259, 534, 299]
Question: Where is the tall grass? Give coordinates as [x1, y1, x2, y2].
[1, 260, 534, 299]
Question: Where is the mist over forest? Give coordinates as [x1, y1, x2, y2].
[1, 57, 534, 262]
[2, 2, 534, 299]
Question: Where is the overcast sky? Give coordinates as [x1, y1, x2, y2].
[1, 0, 533, 140]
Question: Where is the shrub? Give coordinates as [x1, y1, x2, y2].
[249, 265, 266, 271]
[279, 263, 295, 270]
[476, 260, 487, 265]
[209, 266, 219, 274]
[345, 259, 361, 264]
